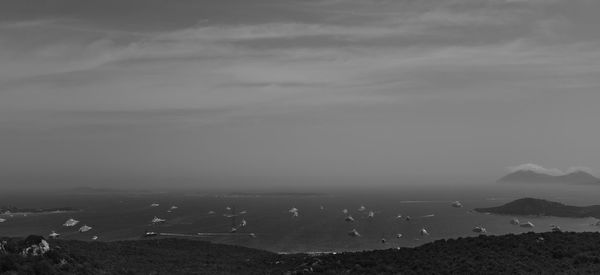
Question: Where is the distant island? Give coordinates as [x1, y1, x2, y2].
[498, 169, 600, 185]
[0, 206, 78, 215]
[4, 232, 600, 274]
[475, 198, 600, 218]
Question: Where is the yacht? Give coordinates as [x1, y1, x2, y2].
[520, 221, 535, 228]
[78, 225, 93, 233]
[63, 218, 80, 227]
[348, 229, 361, 237]
[151, 216, 166, 224]
[48, 231, 60, 239]
[472, 226, 487, 234]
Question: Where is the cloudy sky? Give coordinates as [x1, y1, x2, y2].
[1, 0, 599, 189]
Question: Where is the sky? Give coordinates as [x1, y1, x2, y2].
[1, 0, 599, 189]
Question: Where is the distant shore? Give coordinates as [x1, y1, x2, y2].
[0, 207, 79, 216]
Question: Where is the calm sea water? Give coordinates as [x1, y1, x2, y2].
[1, 184, 600, 253]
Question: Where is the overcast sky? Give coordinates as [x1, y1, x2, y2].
[1, 0, 599, 189]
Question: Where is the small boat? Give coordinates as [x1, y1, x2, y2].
[91, 236, 99, 240]
[150, 203, 159, 207]
[289, 207, 299, 217]
[207, 210, 216, 215]
[78, 225, 92, 233]
[151, 216, 166, 224]
[292, 211, 299, 217]
[225, 206, 232, 211]
[249, 233, 257, 238]
[380, 238, 387, 244]
[0, 218, 6, 223]
[421, 214, 435, 218]
[344, 215, 355, 222]
[230, 227, 238, 233]
[520, 221, 535, 228]
[342, 209, 349, 214]
[144, 231, 158, 237]
[405, 216, 412, 221]
[472, 226, 487, 234]
[451, 201, 463, 208]
[167, 206, 178, 212]
[239, 210, 248, 215]
[551, 225, 561, 232]
[396, 214, 403, 219]
[367, 211, 375, 218]
[396, 233, 403, 239]
[63, 218, 80, 227]
[510, 218, 520, 225]
[358, 205, 366, 212]
[48, 231, 60, 239]
[420, 228, 429, 236]
[348, 229, 361, 237]
[240, 219, 247, 227]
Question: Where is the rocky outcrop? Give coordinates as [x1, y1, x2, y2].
[21, 235, 50, 256]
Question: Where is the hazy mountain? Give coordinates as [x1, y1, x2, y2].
[498, 170, 600, 185]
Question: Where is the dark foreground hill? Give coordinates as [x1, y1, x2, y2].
[475, 197, 600, 218]
[5, 232, 600, 274]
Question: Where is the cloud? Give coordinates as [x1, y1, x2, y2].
[508, 163, 565, 176]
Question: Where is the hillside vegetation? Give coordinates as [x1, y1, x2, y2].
[3, 232, 600, 274]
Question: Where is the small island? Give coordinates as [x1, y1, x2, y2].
[474, 198, 600, 218]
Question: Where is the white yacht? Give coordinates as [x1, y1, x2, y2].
[78, 225, 92, 233]
[472, 226, 487, 234]
[451, 201, 463, 208]
[144, 231, 158, 237]
[63, 218, 80, 227]
[348, 229, 361, 237]
[151, 216, 166, 224]
[48, 231, 60, 239]
[520, 221, 535, 228]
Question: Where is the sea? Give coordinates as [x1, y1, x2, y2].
[1, 183, 600, 253]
